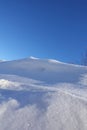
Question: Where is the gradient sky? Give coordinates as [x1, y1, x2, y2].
[0, 0, 87, 64]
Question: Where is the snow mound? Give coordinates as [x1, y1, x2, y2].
[0, 57, 87, 84]
[0, 57, 87, 130]
[0, 79, 21, 89]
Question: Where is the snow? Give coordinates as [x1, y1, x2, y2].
[29, 56, 39, 60]
[0, 57, 87, 130]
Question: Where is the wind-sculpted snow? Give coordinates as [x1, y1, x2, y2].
[0, 84, 87, 130]
[0, 58, 87, 130]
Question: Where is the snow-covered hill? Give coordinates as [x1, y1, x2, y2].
[0, 57, 87, 130]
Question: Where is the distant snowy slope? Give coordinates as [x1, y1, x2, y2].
[0, 57, 87, 130]
[0, 57, 87, 84]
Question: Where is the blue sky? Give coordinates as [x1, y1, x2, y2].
[0, 0, 87, 64]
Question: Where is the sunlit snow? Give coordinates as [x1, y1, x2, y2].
[0, 57, 87, 130]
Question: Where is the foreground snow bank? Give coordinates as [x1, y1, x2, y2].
[0, 87, 87, 130]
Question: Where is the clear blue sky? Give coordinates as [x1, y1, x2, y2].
[0, 0, 87, 64]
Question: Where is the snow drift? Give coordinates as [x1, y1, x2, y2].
[0, 57, 87, 130]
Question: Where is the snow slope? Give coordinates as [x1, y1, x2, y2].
[0, 57, 87, 130]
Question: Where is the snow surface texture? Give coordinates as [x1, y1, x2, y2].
[0, 57, 87, 130]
